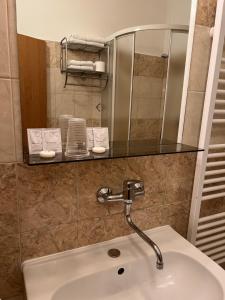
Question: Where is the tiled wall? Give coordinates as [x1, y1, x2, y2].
[130, 53, 166, 141]
[0, 152, 196, 299]
[0, 0, 22, 163]
[0, 0, 218, 299]
[46, 41, 102, 128]
[183, 0, 217, 146]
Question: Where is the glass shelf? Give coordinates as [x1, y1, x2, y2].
[25, 140, 203, 166]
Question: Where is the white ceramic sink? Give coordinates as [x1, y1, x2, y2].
[22, 226, 225, 300]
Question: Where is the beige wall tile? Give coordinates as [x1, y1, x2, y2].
[133, 76, 163, 98]
[130, 119, 161, 141]
[74, 92, 93, 119]
[195, 0, 217, 27]
[46, 68, 56, 122]
[7, 0, 19, 79]
[11, 80, 22, 162]
[132, 207, 162, 231]
[104, 213, 132, 240]
[47, 93, 56, 122]
[160, 202, 190, 237]
[188, 25, 211, 92]
[17, 164, 77, 232]
[0, 234, 20, 257]
[0, 79, 16, 162]
[47, 67, 56, 95]
[55, 93, 75, 119]
[134, 53, 165, 78]
[0, 234, 23, 299]
[76, 160, 111, 220]
[160, 153, 197, 181]
[208, 0, 217, 27]
[21, 223, 78, 261]
[77, 217, 106, 247]
[164, 176, 194, 206]
[0, 0, 10, 78]
[195, 0, 209, 26]
[183, 91, 205, 146]
[46, 41, 57, 68]
[135, 97, 162, 119]
[0, 163, 18, 235]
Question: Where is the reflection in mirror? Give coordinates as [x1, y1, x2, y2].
[16, 0, 198, 163]
[130, 30, 170, 143]
[109, 27, 188, 144]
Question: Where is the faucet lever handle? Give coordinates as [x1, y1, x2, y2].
[96, 187, 112, 203]
[123, 179, 145, 200]
[123, 179, 144, 192]
[96, 187, 124, 203]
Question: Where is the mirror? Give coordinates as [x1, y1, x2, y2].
[16, 0, 199, 164]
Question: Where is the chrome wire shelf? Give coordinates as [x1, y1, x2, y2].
[63, 68, 108, 89]
[60, 37, 109, 89]
[61, 39, 107, 53]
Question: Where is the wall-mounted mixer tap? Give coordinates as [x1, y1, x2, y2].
[96, 179, 164, 270]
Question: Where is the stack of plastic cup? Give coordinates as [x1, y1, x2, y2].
[65, 118, 89, 158]
[58, 115, 73, 150]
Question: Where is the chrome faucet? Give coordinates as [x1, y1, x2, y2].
[96, 180, 164, 270]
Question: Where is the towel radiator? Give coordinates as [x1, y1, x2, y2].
[188, 0, 225, 266]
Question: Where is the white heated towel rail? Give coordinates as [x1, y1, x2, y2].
[188, 0, 225, 266]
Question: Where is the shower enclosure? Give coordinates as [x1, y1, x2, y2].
[101, 24, 189, 144]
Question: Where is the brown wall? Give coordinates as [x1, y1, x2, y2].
[0, 0, 218, 299]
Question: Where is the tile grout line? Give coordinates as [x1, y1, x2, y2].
[15, 163, 23, 267]
[6, 0, 21, 163]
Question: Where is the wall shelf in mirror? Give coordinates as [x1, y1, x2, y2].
[61, 40, 107, 53]
[25, 141, 203, 166]
[60, 37, 109, 88]
[64, 69, 108, 89]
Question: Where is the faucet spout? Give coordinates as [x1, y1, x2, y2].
[96, 179, 164, 270]
[124, 202, 163, 270]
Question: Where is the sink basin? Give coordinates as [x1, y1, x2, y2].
[52, 252, 223, 300]
[22, 226, 225, 300]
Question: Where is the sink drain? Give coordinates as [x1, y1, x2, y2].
[108, 248, 121, 258]
[118, 267, 125, 275]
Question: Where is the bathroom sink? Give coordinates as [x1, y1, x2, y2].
[22, 226, 225, 300]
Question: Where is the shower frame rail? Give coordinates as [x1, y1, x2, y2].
[107, 24, 189, 142]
